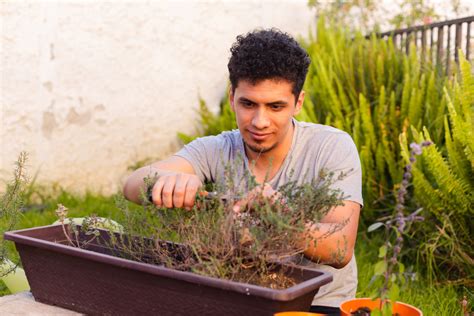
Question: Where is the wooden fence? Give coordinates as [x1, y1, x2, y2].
[370, 16, 474, 73]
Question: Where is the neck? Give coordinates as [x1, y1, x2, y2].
[245, 122, 295, 181]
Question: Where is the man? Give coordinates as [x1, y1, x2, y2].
[124, 29, 362, 314]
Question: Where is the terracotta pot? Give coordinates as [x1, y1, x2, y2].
[340, 298, 422, 316]
[4, 224, 333, 316]
[274, 312, 326, 316]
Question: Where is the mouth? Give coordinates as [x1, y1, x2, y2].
[248, 130, 272, 141]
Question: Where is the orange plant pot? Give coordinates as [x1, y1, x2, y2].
[274, 312, 326, 316]
[340, 298, 422, 316]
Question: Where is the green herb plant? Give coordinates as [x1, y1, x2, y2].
[366, 141, 432, 315]
[56, 164, 348, 288]
[0, 152, 28, 277]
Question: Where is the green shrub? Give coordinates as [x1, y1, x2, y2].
[400, 54, 473, 283]
[301, 20, 450, 214]
[178, 97, 236, 144]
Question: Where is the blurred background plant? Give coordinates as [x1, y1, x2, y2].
[0, 152, 28, 275]
[365, 141, 431, 315]
[307, 0, 470, 33]
[400, 55, 473, 285]
[0, 153, 31, 294]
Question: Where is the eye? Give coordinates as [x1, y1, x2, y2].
[240, 100, 254, 108]
[270, 104, 284, 111]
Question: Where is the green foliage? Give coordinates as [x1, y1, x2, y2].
[302, 21, 450, 214]
[0, 153, 28, 277]
[0, 187, 469, 309]
[356, 232, 473, 315]
[86, 169, 346, 287]
[178, 97, 236, 144]
[400, 54, 474, 283]
[307, 0, 440, 33]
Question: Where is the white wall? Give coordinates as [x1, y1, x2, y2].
[0, 0, 315, 194]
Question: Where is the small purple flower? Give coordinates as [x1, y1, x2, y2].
[394, 246, 401, 254]
[374, 141, 431, 301]
[410, 143, 422, 155]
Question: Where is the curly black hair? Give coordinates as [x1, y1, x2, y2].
[228, 28, 311, 99]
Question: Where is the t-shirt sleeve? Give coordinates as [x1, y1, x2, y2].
[319, 133, 363, 207]
[174, 135, 221, 183]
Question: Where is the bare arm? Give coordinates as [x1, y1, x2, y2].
[234, 185, 360, 268]
[302, 200, 360, 268]
[123, 156, 202, 209]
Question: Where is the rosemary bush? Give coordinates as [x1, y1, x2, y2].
[0, 153, 28, 276]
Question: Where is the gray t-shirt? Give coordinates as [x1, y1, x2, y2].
[175, 119, 363, 307]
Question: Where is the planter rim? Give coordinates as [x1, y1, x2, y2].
[340, 297, 423, 315]
[4, 224, 333, 302]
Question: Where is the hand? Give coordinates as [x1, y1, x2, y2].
[150, 171, 202, 210]
[232, 183, 285, 213]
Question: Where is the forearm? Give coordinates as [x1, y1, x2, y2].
[123, 156, 200, 207]
[123, 165, 161, 204]
[301, 201, 360, 268]
[301, 222, 356, 268]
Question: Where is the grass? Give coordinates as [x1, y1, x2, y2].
[0, 189, 471, 315]
[356, 232, 471, 315]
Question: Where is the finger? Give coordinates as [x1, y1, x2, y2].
[152, 177, 166, 206]
[183, 177, 201, 210]
[259, 183, 281, 204]
[162, 176, 176, 208]
[232, 202, 242, 213]
[261, 183, 274, 197]
[173, 174, 187, 208]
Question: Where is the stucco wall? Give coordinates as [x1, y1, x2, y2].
[0, 1, 315, 194]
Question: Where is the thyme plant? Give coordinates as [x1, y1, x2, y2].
[57, 166, 348, 289]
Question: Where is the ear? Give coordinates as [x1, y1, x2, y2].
[229, 86, 235, 112]
[294, 90, 305, 116]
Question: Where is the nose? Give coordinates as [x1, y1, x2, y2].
[251, 107, 270, 130]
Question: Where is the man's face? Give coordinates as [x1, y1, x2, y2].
[229, 79, 304, 156]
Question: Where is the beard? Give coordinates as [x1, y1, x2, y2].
[243, 139, 278, 155]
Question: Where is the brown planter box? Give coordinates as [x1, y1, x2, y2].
[4, 224, 332, 316]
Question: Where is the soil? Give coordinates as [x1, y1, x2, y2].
[59, 236, 298, 290]
[351, 306, 400, 316]
[228, 267, 297, 289]
[351, 307, 371, 315]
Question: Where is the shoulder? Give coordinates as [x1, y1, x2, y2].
[182, 130, 242, 157]
[295, 120, 355, 148]
[190, 129, 241, 148]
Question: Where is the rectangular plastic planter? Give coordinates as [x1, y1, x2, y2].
[4, 224, 332, 316]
